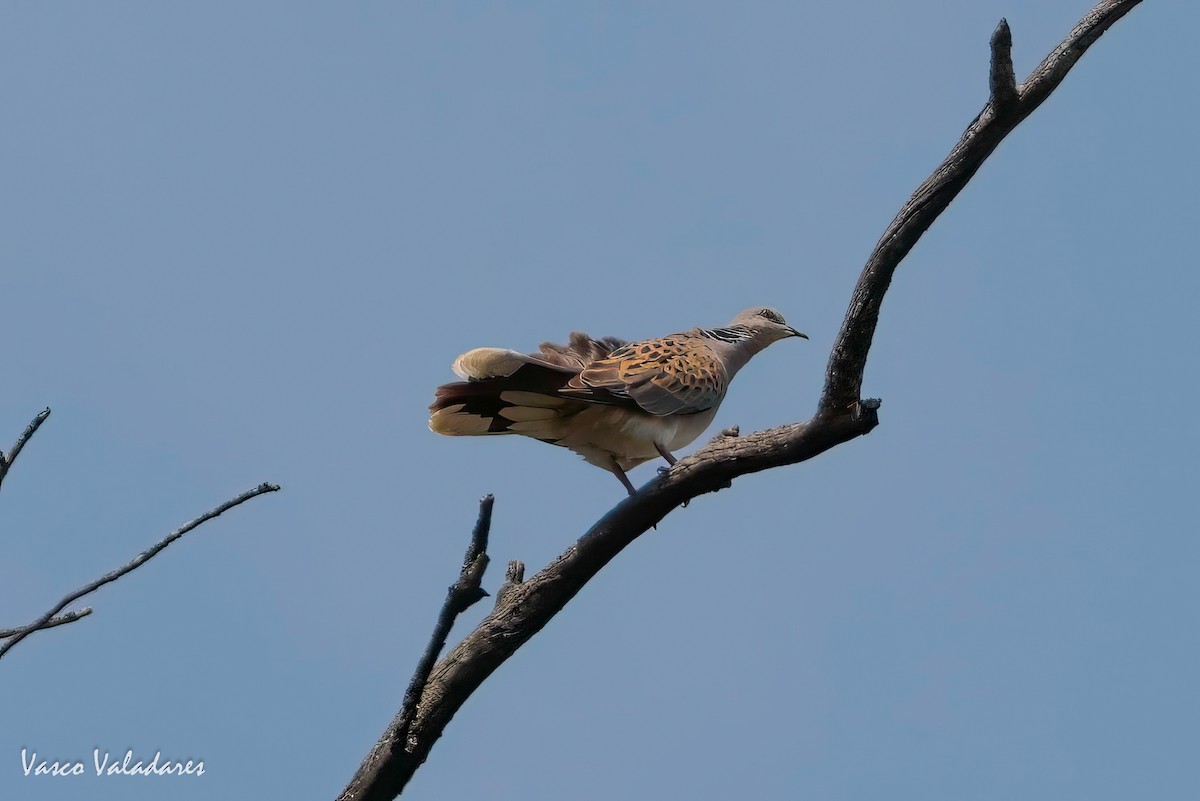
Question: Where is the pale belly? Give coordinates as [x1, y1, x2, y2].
[555, 404, 719, 471]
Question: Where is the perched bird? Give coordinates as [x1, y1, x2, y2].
[429, 307, 807, 495]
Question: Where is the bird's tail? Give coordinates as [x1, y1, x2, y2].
[429, 347, 583, 439]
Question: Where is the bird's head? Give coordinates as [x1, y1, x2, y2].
[730, 307, 808, 343]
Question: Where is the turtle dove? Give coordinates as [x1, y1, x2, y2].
[429, 307, 806, 494]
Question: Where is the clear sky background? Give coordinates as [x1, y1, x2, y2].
[2, 2, 1196, 800]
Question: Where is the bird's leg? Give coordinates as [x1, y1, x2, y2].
[655, 443, 679, 477]
[652, 442, 691, 508]
[610, 458, 637, 496]
[654, 443, 678, 466]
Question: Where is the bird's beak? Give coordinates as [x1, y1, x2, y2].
[786, 326, 808, 340]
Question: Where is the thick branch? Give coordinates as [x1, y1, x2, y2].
[341, 2, 1143, 797]
[819, 0, 1141, 415]
[0, 482, 281, 660]
[339, 410, 878, 799]
[0, 408, 51, 494]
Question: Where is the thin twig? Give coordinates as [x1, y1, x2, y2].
[399, 495, 492, 727]
[0, 408, 51, 493]
[340, 496, 493, 801]
[0, 607, 93, 639]
[0, 482, 281, 660]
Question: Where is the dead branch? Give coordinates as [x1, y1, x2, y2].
[399, 496, 492, 737]
[820, 2, 1141, 414]
[338, 2, 1144, 797]
[0, 607, 93, 639]
[0, 481, 281, 659]
[0, 407, 51, 494]
[342, 497, 494, 801]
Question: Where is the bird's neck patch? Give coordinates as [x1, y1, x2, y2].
[696, 325, 753, 344]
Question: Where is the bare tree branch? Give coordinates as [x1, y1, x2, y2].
[400, 495, 492, 736]
[819, 0, 1141, 415]
[340, 497, 494, 801]
[0, 407, 51, 494]
[0, 482, 281, 660]
[0, 607, 93, 639]
[339, 2, 1144, 797]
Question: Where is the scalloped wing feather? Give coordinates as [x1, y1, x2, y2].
[563, 336, 727, 416]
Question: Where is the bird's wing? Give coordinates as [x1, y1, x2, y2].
[561, 334, 727, 416]
[536, 332, 628, 371]
[452, 332, 628, 381]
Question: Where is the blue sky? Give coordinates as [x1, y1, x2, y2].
[2, 2, 1196, 799]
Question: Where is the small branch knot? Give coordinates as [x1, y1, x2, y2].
[505, 560, 525, 584]
[495, 560, 526, 608]
[449, 584, 489, 614]
[720, 425, 740, 438]
[989, 18, 1019, 109]
[451, 549, 491, 614]
[854, 398, 882, 429]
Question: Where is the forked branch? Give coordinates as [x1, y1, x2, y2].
[819, 0, 1141, 414]
[0, 469, 281, 659]
[338, 2, 1144, 797]
[344, 497, 494, 800]
[0, 608, 94, 639]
